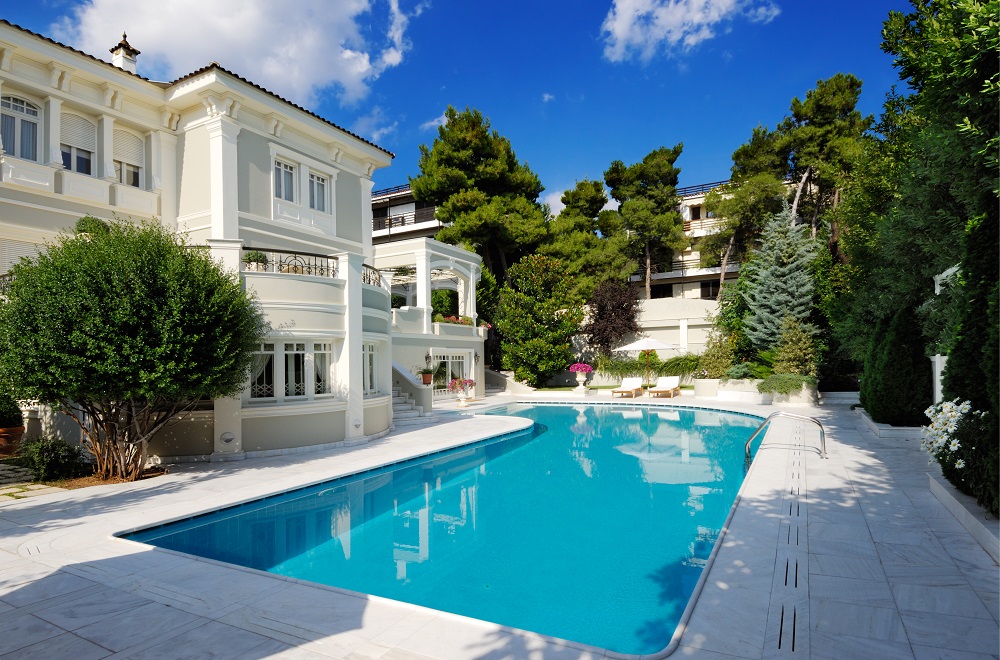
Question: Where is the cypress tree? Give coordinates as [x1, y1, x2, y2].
[859, 304, 932, 426]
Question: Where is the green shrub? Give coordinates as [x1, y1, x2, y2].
[859, 306, 932, 426]
[724, 363, 755, 380]
[757, 373, 816, 395]
[772, 317, 818, 377]
[15, 436, 91, 481]
[242, 250, 268, 264]
[595, 352, 700, 381]
[0, 392, 22, 427]
[698, 332, 734, 379]
[74, 215, 109, 236]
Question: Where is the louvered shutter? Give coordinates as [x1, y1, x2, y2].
[0, 240, 41, 273]
[60, 113, 96, 151]
[113, 129, 144, 166]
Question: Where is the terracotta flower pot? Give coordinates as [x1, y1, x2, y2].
[421, 373, 433, 385]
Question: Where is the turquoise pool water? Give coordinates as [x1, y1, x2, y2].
[124, 404, 762, 654]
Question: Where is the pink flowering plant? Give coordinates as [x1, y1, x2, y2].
[447, 378, 475, 394]
[569, 363, 593, 374]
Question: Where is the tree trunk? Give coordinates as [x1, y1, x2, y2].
[717, 233, 736, 298]
[644, 241, 652, 300]
[790, 166, 811, 224]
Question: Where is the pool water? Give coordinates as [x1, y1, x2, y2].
[125, 404, 762, 654]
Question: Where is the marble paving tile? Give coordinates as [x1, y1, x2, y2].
[810, 598, 908, 643]
[809, 554, 885, 581]
[807, 536, 881, 561]
[808, 521, 875, 542]
[73, 601, 203, 652]
[674, 582, 770, 658]
[876, 540, 955, 567]
[391, 616, 521, 660]
[33, 587, 153, 631]
[126, 620, 285, 659]
[900, 610, 1000, 655]
[810, 574, 896, 608]
[9, 631, 111, 660]
[891, 582, 994, 620]
[910, 643, 1000, 660]
[0, 569, 99, 608]
[0, 613, 66, 655]
[808, 630, 914, 660]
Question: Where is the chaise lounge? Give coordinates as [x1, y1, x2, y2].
[612, 377, 644, 398]
[649, 376, 681, 398]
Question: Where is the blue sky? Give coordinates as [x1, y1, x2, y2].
[7, 0, 912, 212]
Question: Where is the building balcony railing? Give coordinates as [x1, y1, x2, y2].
[372, 207, 438, 232]
[241, 247, 338, 278]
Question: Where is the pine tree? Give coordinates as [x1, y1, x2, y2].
[743, 205, 819, 350]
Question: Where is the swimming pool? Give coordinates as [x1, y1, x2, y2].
[124, 403, 762, 655]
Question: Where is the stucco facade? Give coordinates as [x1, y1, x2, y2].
[0, 20, 402, 461]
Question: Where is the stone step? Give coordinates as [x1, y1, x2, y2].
[393, 415, 439, 428]
[393, 409, 422, 419]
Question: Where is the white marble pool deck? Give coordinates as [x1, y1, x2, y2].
[0, 395, 996, 659]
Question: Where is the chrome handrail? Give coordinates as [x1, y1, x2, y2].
[744, 411, 827, 462]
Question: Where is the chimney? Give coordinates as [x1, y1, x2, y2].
[110, 33, 140, 74]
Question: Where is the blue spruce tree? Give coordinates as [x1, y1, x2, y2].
[743, 205, 819, 350]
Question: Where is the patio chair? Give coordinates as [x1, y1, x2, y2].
[612, 377, 644, 398]
[649, 376, 681, 398]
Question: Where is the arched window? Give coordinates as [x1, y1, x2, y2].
[0, 96, 40, 161]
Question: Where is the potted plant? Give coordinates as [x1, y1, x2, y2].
[569, 362, 593, 386]
[447, 378, 476, 404]
[418, 367, 434, 385]
[0, 392, 24, 451]
[243, 250, 269, 272]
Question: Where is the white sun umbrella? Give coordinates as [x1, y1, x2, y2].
[612, 337, 678, 394]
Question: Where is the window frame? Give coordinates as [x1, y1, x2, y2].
[248, 340, 340, 404]
[308, 172, 327, 213]
[274, 160, 296, 202]
[1, 95, 41, 162]
[61, 144, 93, 176]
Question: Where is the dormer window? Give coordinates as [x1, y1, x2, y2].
[1, 96, 40, 161]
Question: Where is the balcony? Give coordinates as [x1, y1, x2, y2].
[241, 248, 338, 277]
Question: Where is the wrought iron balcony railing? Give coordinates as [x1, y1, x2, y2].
[241, 248, 337, 278]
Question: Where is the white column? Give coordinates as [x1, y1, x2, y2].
[208, 238, 246, 461]
[157, 132, 178, 229]
[468, 266, 479, 322]
[44, 96, 62, 167]
[679, 318, 689, 351]
[338, 252, 367, 440]
[206, 117, 240, 239]
[415, 250, 432, 334]
[360, 178, 375, 259]
[97, 114, 115, 180]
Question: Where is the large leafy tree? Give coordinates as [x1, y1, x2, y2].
[495, 255, 583, 387]
[582, 280, 641, 357]
[539, 180, 634, 302]
[604, 145, 689, 299]
[698, 172, 787, 292]
[0, 221, 267, 481]
[411, 106, 547, 282]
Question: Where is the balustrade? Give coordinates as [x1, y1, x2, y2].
[241, 248, 337, 278]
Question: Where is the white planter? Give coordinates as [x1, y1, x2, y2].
[693, 378, 720, 397]
[575, 372, 587, 386]
[771, 383, 820, 407]
[718, 379, 773, 405]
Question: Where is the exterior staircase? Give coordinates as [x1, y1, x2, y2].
[391, 387, 438, 428]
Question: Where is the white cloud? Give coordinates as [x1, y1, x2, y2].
[543, 190, 566, 217]
[352, 106, 398, 142]
[542, 93, 555, 103]
[420, 112, 447, 131]
[601, 0, 780, 63]
[51, 0, 422, 106]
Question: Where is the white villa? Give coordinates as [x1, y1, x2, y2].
[0, 20, 484, 462]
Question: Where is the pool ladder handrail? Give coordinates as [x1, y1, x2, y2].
[744, 411, 827, 461]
